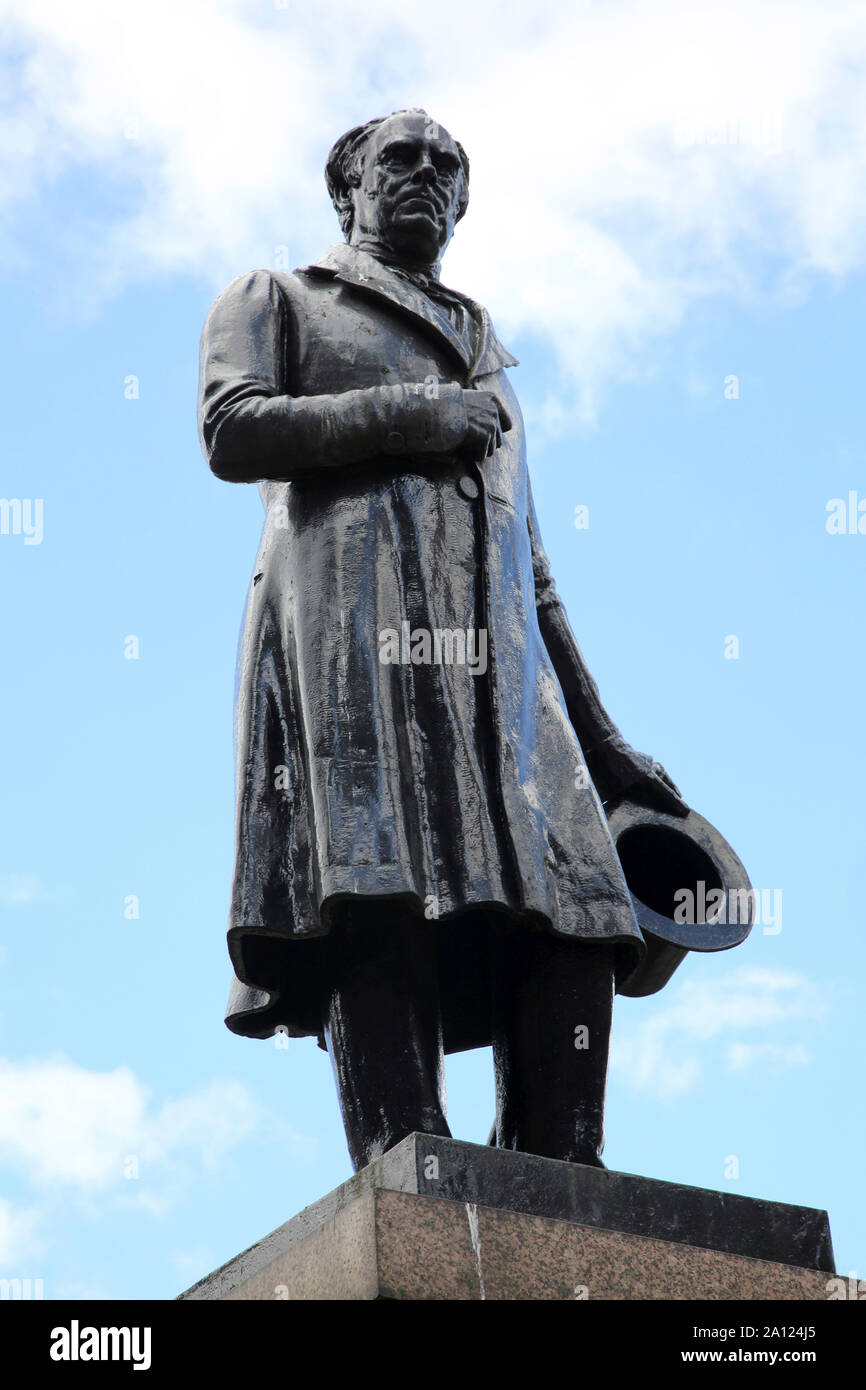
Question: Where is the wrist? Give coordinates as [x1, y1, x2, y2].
[378, 380, 467, 454]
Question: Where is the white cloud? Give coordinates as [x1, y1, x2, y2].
[0, 875, 41, 904]
[725, 1041, 811, 1073]
[611, 967, 823, 1099]
[0, 1053, 312, 1191]
[0, 1196, 43, 1264]
[2, 0, 866, 417]
[0, 1053, 316, 1283]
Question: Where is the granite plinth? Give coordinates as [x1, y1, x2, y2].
[179, 1135, 834, 1301]
[189, 1189, 835, 1302]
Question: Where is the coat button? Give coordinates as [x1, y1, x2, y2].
[457, 474, 480, 500]
[384, 431, 405, 452]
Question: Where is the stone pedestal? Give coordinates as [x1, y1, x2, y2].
[179, 1135, 835, 1301]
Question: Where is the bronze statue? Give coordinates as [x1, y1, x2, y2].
[198, 109, 748, 1174]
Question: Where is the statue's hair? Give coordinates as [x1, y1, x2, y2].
[325, 109, 470, 238]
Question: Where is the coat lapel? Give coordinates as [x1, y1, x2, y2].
[457, 290, 520, 379]
[299, 244, 518, 380]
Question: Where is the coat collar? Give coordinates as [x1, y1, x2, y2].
[297, 243, 519, 380]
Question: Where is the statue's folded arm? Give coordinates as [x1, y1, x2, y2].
[198, 269, 468, 482]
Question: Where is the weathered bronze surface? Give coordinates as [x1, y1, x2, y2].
[199, 110, 749, 1172]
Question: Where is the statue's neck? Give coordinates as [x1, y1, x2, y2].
[351, 236, 441, 282]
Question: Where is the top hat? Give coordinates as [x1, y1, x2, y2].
[606, 797, 754, 998]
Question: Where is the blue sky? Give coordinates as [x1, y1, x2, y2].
[1, 0, 864, 1298]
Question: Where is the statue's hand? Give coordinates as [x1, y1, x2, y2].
[591, 736, 688, 817]
[461, 391, 512, 460]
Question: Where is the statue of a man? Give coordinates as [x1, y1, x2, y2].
[199, 109, 686, 1173]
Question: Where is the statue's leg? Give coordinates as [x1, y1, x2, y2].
[492, 924, 616, 1166]
[318, 903, 451, 1172]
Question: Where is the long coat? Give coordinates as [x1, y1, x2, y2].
[199, 242, 645, 1053]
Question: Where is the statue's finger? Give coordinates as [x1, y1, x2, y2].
[655, 766, 683, 798]
[653, 773, 689, 816]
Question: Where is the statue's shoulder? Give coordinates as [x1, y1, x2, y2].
[207, 266, 312, 314]
[202, 268, 333, 347]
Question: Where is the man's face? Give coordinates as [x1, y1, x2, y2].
[349, 112, 465, 263]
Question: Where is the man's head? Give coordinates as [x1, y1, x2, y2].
[325, 109, 469, 266]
